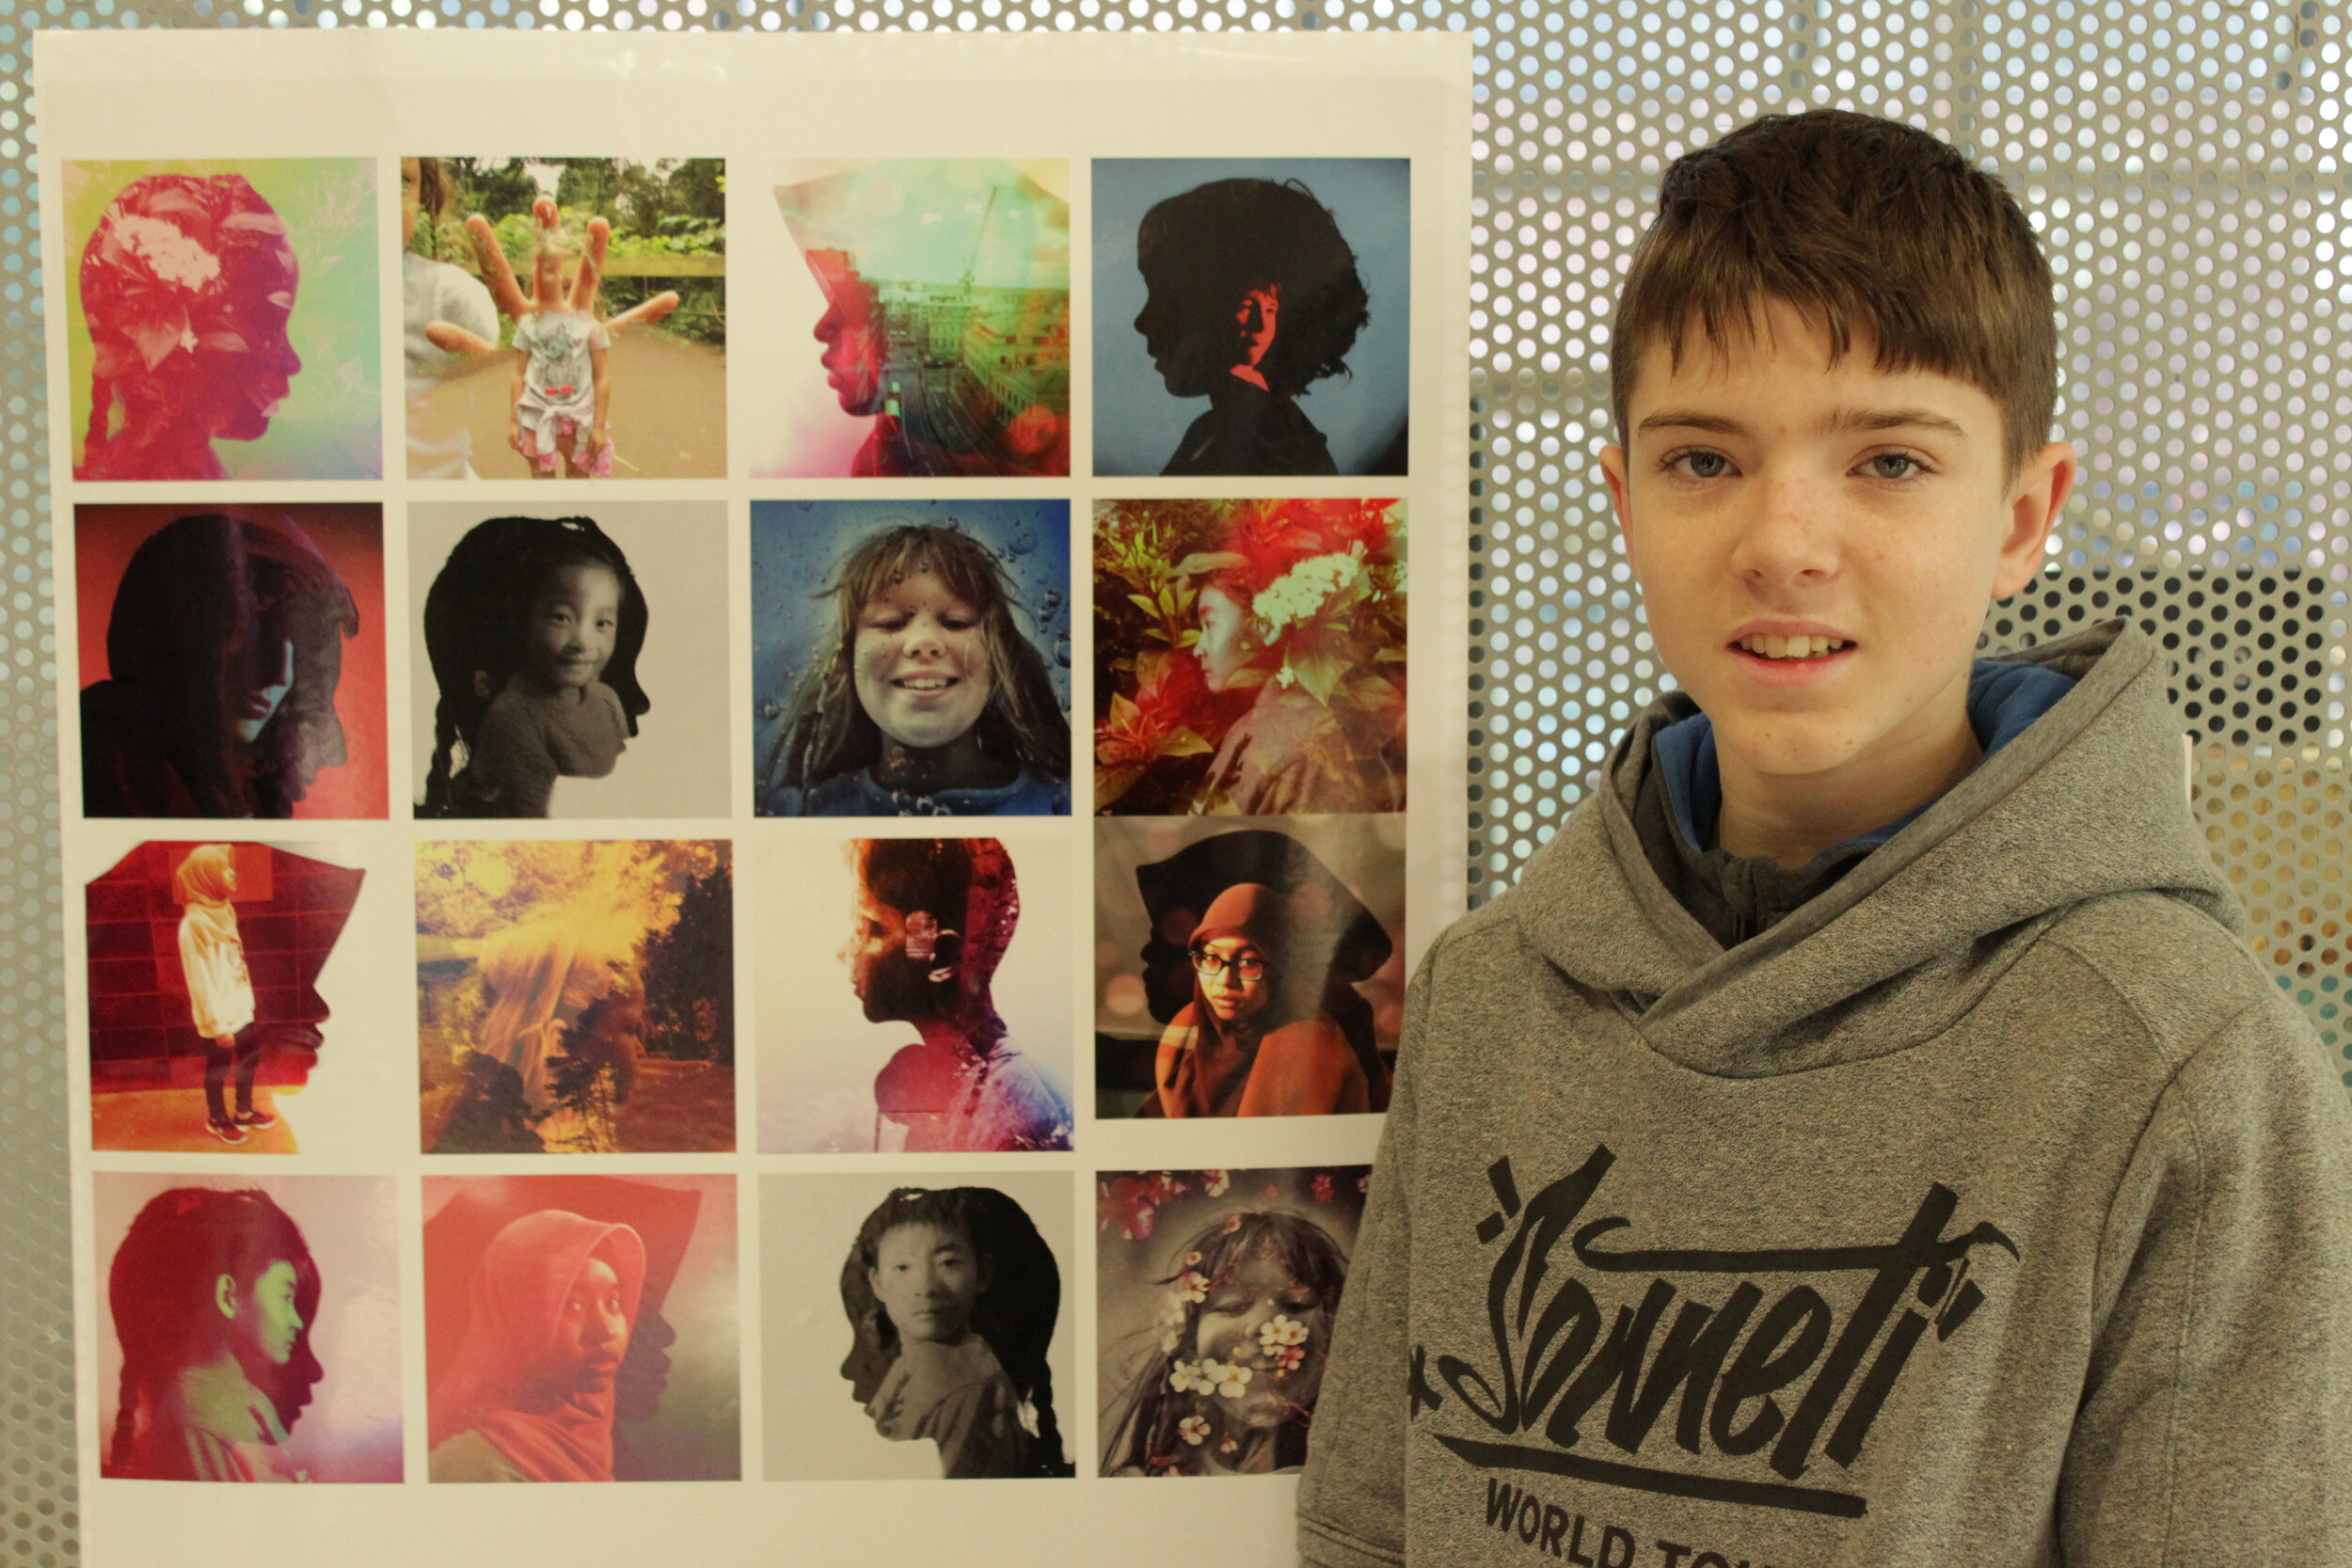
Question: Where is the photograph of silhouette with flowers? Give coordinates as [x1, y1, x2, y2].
[414, 839, 734, 1155]
[1094, 499, 1405, 816]
[1096, 1165, 1368, 1477]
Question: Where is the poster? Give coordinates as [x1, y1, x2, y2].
[39, 27, 1470, 1568]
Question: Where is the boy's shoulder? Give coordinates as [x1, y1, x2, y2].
[2041, 888, 2309, 1067]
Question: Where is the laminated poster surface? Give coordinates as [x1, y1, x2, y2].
[37, 28, 1471, 1568]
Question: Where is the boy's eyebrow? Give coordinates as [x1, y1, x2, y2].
[1634, 407, 1973, 440]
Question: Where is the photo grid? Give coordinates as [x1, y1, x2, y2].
[55, 133, 1436, 1508]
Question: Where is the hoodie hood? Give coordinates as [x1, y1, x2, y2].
[1505, 620, 2241, 1077]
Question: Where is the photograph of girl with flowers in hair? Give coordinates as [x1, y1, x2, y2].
[66, 159, 380, 482]
[1097, 1165, 1366, 1477]
[1096, 498, 1406, 816]
[755, 835, 1072, 1153]
[76, 504, 388, 820]
[414, 839, 734, 1154]
[762, 1172, 1074, 1481]
[95, 1174, 402, 1482]
[754, 499, 1073, 817]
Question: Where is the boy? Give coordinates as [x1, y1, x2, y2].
[1298, 110, 2352, 1565]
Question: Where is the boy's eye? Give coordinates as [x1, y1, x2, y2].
[1861, 451, 1927, 481]
[1664, 449, 1735, 481]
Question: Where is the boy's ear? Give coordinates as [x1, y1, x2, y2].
[1598, 443, 1636, 573]
[1993, 440, 2078, 601]
[977, 1253, 995, 1296]
[215, 1273, 239, 1323]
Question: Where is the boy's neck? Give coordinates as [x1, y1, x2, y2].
[1712, 689, 1983, 869]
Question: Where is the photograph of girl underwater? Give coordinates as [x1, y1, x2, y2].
[754, 501, 1073, 817]
[424, 1174, 739, 1482]
[95, 1174, 403, 1483]
[763, 1173, 1073, 1481]
[755, 834, 1072, 1154]
[1097, 1165, 1366, 1477]
[85, 841, 362, 1153]
[411, 506, 731, 820]
[75, 504, 388, 820]
[761, 159, 1069, 479]
[1093, 159, 1408, 478]
[414, 839, 734, 1154]
[1095, 818, 1406, 1118]
[66, 159, 381, 483]
[402, 155, 723, 480]
[1095, 497, 1406, 816]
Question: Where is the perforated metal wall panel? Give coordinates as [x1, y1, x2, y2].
[6, 3, 2347, 1560]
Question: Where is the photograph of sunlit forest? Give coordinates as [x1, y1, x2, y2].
[415, 839, 734, 1154]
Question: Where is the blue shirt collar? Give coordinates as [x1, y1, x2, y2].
[1655, 657, 2078, 862]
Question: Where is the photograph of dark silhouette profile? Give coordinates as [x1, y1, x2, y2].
[66, 159, 381, 483]
[1094, 159, 1408, 478]
[414, 839, 734, 1154]
[75, 505, 389, 819]
[753, 500, 1072, 816]
[96, 1174, 402, 1482]
[1096, 498, 1406, 816]
[1095, 819, 1404, 1118]
[755, 835, 1073, 1153]
[87, 841, 362, 1153]
[761, 1171, 1073, 1481]
[762, 159, 1070, 478]
[423, 1174, 739, 1481]
[1096, 1165, 1366, 1477]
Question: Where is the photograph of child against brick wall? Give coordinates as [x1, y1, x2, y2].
[423, 1174, 738, 1481]
[414, 839, 733, 1154]
[1095, 498, 1406, 816]
[754, 500, 1072, 817]
[1095, 818, 1405, 1117]
[66, 159, 381, 483]
[75, 504, 388, 820]
[1097, 1165, 1366, 1477]
[1093, 158, 1407, 478]
[760, 159, 1070, 478]
[755, 835, 1072, 1153]
[763, 1172, 1073, 1481]
[411, 504, 731, 820]
[403, 156, 723, 480]
[86, 841, 362, 1152]
[95, 1173, 403, 1482]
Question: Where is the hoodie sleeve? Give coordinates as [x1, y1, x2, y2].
[2058, 987, 2352, 1564]
[1296, 943, 1438, 1568]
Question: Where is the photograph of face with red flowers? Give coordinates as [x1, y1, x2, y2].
[1096, 1165, 1368, 1478]
[1094, 498, 1405, 817]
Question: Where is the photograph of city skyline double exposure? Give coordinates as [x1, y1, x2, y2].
[760, 158, 1071, 479]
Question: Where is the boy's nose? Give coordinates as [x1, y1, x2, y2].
[1729, 475, 1837, 587]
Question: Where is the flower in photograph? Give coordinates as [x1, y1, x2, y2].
[1178, 1415, 1212, 1447]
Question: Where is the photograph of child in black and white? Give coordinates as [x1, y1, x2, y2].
[411, 503, 731, 820]
[763, 1173, 1074, 1481]
[753, 500, 1073, 817]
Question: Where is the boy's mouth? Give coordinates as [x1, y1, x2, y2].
[893, 674, 958, 693]
[1732, 633, 1851, 660]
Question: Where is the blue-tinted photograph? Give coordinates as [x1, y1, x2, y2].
[752, 499, 1073, 817]
[1093, 158, 1409, 479]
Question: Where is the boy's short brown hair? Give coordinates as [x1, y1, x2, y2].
[1610, 110, 2057, 472]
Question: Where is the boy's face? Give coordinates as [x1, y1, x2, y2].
[1602, 299, 2071, 816]
[526, 562, 623, 692]
[868, 1220, 989, 1346]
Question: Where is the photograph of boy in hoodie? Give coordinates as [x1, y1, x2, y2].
[1298, 112, 2352, 1567]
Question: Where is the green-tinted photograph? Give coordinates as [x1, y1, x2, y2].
[66, 158, 381, 483]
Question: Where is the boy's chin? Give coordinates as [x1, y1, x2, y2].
[1706, 714, 1876, 784]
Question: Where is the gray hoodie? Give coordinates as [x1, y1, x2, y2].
[1297, 621, 2352, 1567]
